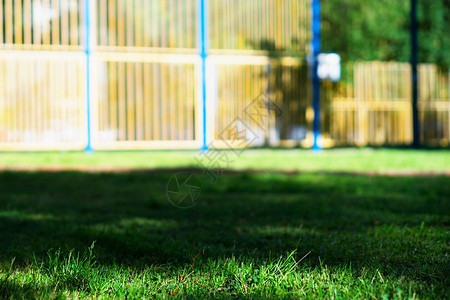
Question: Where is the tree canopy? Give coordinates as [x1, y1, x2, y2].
[321, 0, 450, 67]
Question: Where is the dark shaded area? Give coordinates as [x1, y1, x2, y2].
[0, 170, 449, 296]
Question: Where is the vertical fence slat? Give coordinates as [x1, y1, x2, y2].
[5, 0, 13, 44]
[135, 62, 144, 140]
[143, 63, 152, 140]
[14, 0, 23, 44]
[152, 64, 160, 140]
[52, 0, 60, 45]
[23, 0, 32, 44]
[108, 0, 117, 47]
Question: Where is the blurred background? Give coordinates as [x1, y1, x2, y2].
[0, 0, 448, 151]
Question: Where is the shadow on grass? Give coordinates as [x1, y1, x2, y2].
[0, 170, 448, 295]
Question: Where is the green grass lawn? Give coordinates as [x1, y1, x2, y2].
[0, 150, 449, 298]
[0, 148, 449, 172]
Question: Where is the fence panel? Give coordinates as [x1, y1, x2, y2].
[95, 0, 197, 52]
[209, 0, 310, 55]
[210, 58, 310, 148]
[0, 51, 86, 150]
[324, 61, 450, 146]
[419, 65, 450, 145]
[271, 59, 310, 144]
[212, 59, 270, 147]
[92, 0, 200, 149]
[93, 53, 200, 149]
[209, 0, 311, 148]
[0, 0, 83, 50]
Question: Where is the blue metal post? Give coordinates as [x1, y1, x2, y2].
[198, 0, 208, 150]
[311, 0, 321, 151]
[84, 0, 93, 152]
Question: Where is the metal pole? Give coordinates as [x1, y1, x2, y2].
[312, 0, 321, 150]
[199, 0, 208, 150]
[411, 0, 420, 148]
[84, 0, 93, 152]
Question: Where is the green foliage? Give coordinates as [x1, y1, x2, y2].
[417, 0, 450, 67]
[322, 0, 450, 67]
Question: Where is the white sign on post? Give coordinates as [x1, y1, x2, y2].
[317, 53, 341, 82]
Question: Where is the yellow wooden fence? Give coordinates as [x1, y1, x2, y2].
[0, 51, 85, 150]
[0, 0, 85, 150]
[324, 61, 450, 146]
[0, 0, 312, 150]
[0, 1, 448, 150]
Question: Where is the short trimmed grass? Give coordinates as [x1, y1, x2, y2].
[0, 150, 449, 298]
[0, 148, 449, 172]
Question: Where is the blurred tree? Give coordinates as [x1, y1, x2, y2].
[321, 0, 450, 67]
